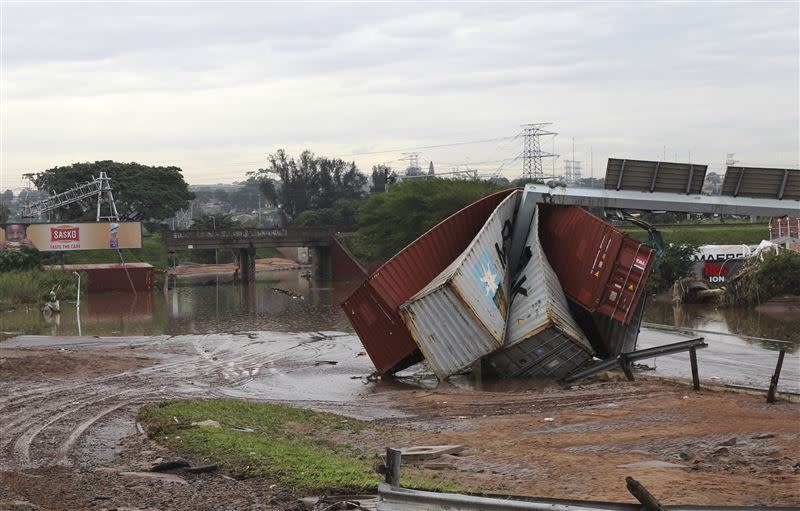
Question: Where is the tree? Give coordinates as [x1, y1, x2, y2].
[32, 161, 194, 221]
[229, 179, 262, 213]
[293, 198, 362, 232]
[251, 149, 367, 222]
[0, 202, 10, 223]
[190, 213, 239, 230]
[370, 164, 398, 193]
[352, 179, 505, 261]
[1, 190, 13, 203]
[646, 243, 698, 293]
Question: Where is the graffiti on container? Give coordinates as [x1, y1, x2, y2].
[493, 220, 513, 270]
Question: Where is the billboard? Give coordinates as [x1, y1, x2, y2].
[0, 222, 142, 252]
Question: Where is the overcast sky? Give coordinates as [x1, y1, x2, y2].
[1, 1, 798, 190]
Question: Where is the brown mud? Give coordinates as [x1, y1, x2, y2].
[0, 333, 797, 510]
[168, 258, 303, 277]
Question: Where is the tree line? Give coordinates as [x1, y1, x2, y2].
[12, 152, 525, 264]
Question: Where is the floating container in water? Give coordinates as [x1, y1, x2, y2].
[538, 204, 655, 324]
[484, 207, 594, 379]
[399, 191, 519, 380]
[342, 189, 516, 375]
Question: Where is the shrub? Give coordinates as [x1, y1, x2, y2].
[646, 243, 698, 293]
[722, 250, 800, 307]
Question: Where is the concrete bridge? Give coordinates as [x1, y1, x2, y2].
[162, 227, 335, 282]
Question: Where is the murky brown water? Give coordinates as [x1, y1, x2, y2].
[0, 271, 358, 338]
[4, 274, 796, 347]
[643, 296, 800, 349]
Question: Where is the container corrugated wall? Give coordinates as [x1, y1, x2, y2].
[342, 188, 517, 375]
[484, 207, 593, 379]
[538, 205, 655, 324]
[770, 217, 799, 239]
[400, 192, 519, 379]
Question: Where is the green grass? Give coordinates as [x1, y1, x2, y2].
[625, 224, 769, 246]
[0, 269, 86, 311]
[137, 400, 458, 494]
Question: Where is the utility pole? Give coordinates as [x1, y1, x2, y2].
[521, 123, 557, 181]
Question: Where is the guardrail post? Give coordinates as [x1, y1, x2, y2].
[689, 347, 700, 391]
[619, 355, 635, 382]
[385, 448, 401, 487]
[626, 476, 668, 511]
[767, 350, 786, 404]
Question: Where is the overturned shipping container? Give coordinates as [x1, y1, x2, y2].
[568, 293, 647, 359]
[342, 189, 516, 375]
[399, 192, 519, 380]
[484, 207, 594, 378]
[538, 205, 655, 324]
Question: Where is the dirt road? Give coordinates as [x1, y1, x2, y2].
[0, 332, 798, 509]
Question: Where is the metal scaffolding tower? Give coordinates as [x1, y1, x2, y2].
[521, 123, 557, 180]
[564, 160, 582, 184]
[22, 172, 120, 221]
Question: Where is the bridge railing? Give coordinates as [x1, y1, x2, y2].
[162, 227, 334, 249]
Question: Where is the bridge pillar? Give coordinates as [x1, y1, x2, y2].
[309, 247, 331, 281]
[239, 246, 256, 283]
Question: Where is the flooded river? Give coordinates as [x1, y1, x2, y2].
[1, 271, 798, 392]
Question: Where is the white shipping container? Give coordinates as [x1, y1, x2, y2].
[399, 191, 520, 379]
[484, 207, 594, 379]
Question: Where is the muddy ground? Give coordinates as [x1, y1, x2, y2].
[0, 332, 798, 510]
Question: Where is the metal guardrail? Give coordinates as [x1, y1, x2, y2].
[378, 483, 799, 511]
[563, 338, 707, 384]
[623, 337, 707, 362]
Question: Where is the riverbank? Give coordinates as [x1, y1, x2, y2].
[0, 331, 797, 509]
[168, 257, 305, 278]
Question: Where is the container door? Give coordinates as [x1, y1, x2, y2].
[596, 240, 654, 323]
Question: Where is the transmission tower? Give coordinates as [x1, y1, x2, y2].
[521, 123, 557, 180]
[725, 153, 739, 167]
[401, 152, 422, 176]
[564, 160, 582, 184]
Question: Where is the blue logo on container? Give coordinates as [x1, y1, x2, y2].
[472, 250, 500, 302]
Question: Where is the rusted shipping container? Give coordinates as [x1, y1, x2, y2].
[538, 205, 655, 324]
[568, 293, 647, 359]
[399, 192, 519, 380]
[484, 207, 594, 379]
[342, 189, 517, 375]
[770, 217, 800, 240]
[329, 236, 368, 281]
[45, 263, 154, 292]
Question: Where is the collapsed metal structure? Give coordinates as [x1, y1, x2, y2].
[343, 160, 798, 380]
[21, 172, 120, 222]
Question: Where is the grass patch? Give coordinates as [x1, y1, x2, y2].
[0, 269, 86, 311]
[138, 400, 459, 494]
[625, 224, 768, 246]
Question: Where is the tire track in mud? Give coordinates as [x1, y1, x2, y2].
[1, 333, 347, 470]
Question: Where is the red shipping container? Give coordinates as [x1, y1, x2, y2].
[342, 189, 516, 375]
[45, 263, 154, 293]
[538, 205, 655, 324]
[770, 217, 799, 239]
[329, 236, 368, 282]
